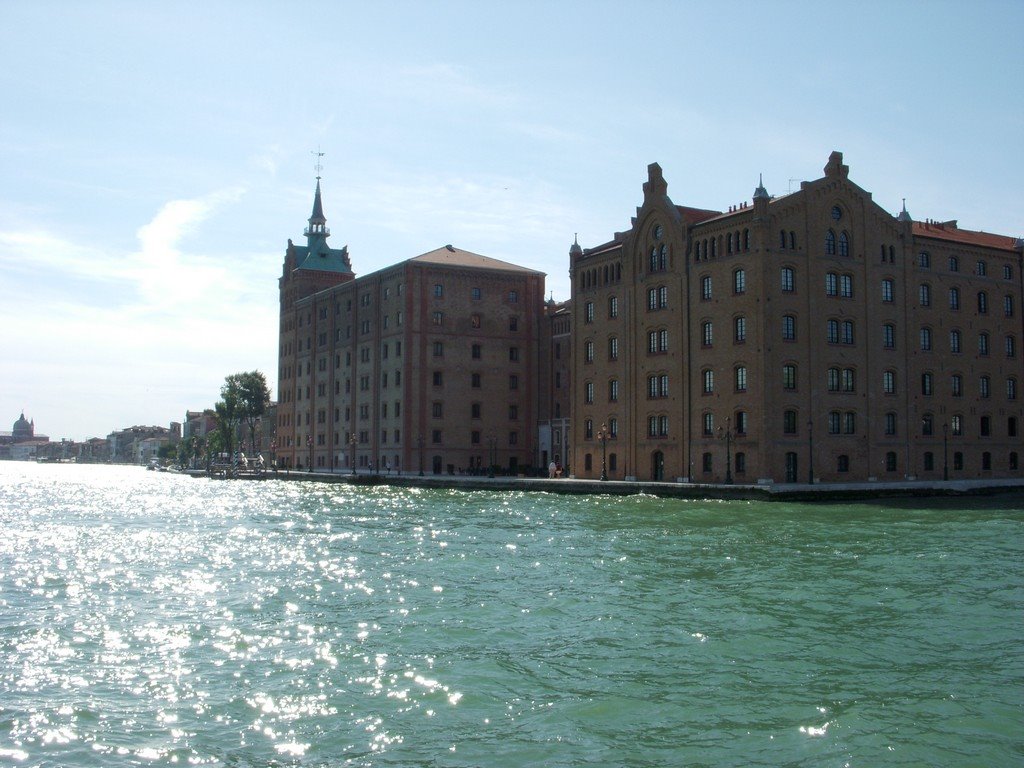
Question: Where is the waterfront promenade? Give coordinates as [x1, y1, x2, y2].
[193, 466, 1024, 502]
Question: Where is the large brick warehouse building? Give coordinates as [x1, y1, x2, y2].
[570, 151, 1024, 483]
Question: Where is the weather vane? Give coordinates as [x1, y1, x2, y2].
[312, 147, 325, 180]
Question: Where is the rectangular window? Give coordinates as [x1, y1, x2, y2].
[781, 267, 794, 293]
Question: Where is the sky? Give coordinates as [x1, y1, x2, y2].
[2, 1, 1022, 442]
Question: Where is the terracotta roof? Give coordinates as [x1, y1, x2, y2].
[913, 221, 1020, 251]
[582, 239, 621, 257]
[410, 245, 543, 274]
[676, 205, 722, 224]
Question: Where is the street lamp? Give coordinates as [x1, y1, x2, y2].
[307, 434, 313, 473]
[349, 433, 357, 475]
[943, 422, 949, 481]
[270, 440, 277, 472]
[597, 423, 609, 481]
[807, 418, 814, 485]
[418, 434, 424, 476]
[718, 417, 733, 484]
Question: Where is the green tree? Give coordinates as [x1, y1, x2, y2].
[214, 379, 241, 461]
[234, 371, 272, 455]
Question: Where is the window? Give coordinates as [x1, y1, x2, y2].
[839, 274, 853, 297]
[951, 415, 962, 435]
[584, 302, 594, 323]
[509, 405, 519, 421]
[701, 275, 712, 300]
[735, 411, 748, 435]
[826, 272, 838, 296]
[951, 374, 963, 397]
[980, 416, 991, 437]
[977, 260, 987, 276]
[922, 414, 934, 436]
[924, 452, 934, 471]
[827, 319, 839, 344]
[978, 291, 988, 314]
[736, 452, 746, 473]
[842, 368, 855, 392]
[433, 371, 443, 386]
[432, 311, 443, 326]
[609, 296, 618, 317]
[949, 256, 959, 272]
[828, 411, 841, 434]
[508, 291, 518, 303]
[1012, 452, 1020, 470]
[954, 452, 964, 471]
[702, 322, 713, 347]
[980, 376, 990, 398]
[471, 403, 481, 419]
[841, 320, 854, 345]
[703, 412, 714, 435]
[1009, 417, 1018, 438]
[950, 330, 961, 353]
[782, 315, 796, 341]
[838, 231, 850, 257]
[825, 230, 836, 255]
[434, 284, 444, 298]
[733, 269, 746, 294]
[782, 364, 797, 390]
[585, 340, 594, 362]
[585, 382, 594, 404]
[734, 316, 746, 343]
[781, 267, 794, 292]
[828, 367, 840, 392]
[1005, 264, 1013, 280]
[702, 369, 714, 394]
[702, 452, 713, 473]
[585, 420, 593, 439]
[471, 287, 482, 300]
[609, 379, 619, 402]
[1005, 295, 1014, 318]
[918, 251, 930, 268]
[883, 324, 896, 349]
[919, 327, 931, 351]
[735, 366, 747, 392]
[471, 373, 481, 388]
[783, 410, 797, 434]
[432, 402, 443, 418]
[844, 412, 856, 434]
[509, 374, 519, 390]
[919, 284, 931, 306]
[949, 287, 960, 310]
[979, 332, 989, 356]
[608, 337, 618, 360]
[472, 343, 481, 359]
[881, 279, 894, 302]
[1007, 336, 1017, 358]
[883, 370, 896, 394]
[885, 412, 897, 435]
[1009, 378, 1018, 400]
[838, 455, 850, 473]
[886, 451, 897, 472]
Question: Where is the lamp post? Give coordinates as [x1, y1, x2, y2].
[418, 434, 424, 476]
[718, 417, 733, 484]
[943, 422, 949, 481]
[349, 433, 357, 475]
[597, 423, 609, 481]
[807, 418, 814, 485]
[191, 437, 199, 470]
[270, 440, 277, 472]
[307, 434, 313, 473]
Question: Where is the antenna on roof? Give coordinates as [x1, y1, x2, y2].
[312, 146, 325, 180]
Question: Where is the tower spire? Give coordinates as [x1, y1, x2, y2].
[305, 149, 330, 243]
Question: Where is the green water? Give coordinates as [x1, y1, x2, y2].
[0, 463, 1021, 766]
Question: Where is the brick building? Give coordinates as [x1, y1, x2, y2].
[276, 179, 546, 473]
[571, 151, 1023, 483]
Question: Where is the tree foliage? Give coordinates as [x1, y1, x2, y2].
[214, 371, 272, 459]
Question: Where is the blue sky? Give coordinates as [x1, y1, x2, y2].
[2, 1, 1022, 441]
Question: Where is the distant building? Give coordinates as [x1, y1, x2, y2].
[0, 412, 50, 460]
[570, 151, 1024, 483]
[276, 178, 546, 473]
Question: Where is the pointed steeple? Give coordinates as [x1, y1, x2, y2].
[569, 232, 583, 258]
[753, 173, 769, 201]
[897, 198, 912, 222]
[304, 178, 331, 245]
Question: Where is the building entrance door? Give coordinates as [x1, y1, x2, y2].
[785, 452, 798, 483]
[651, 451, 665, 481]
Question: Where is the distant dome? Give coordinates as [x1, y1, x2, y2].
[12, 412, 33, 441]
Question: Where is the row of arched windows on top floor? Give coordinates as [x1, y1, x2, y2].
[694, 229, 751, 261]
[580, 261, 623, 290]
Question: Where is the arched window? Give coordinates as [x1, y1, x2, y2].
[825, 230, 836, 255]
[838, 231, 850, 257]
[780, 230, 787, 249]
